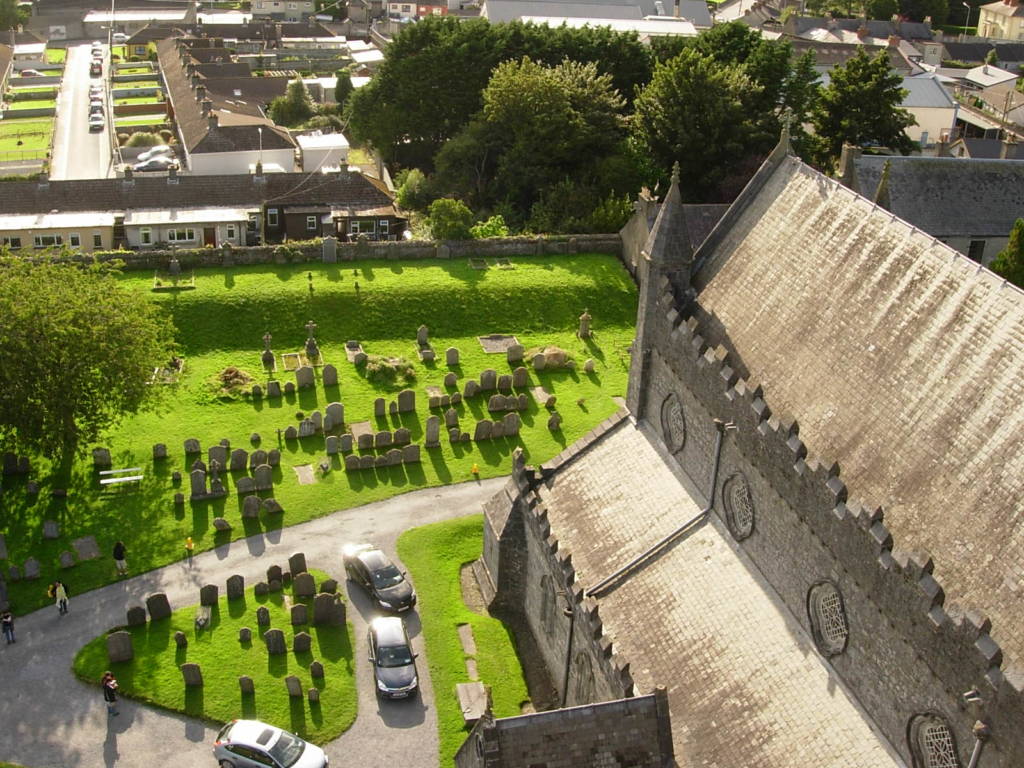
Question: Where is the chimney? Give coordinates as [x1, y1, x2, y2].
[937, 132, 950, 157]
[196, 83, 207, 101]
[888, 34, 900, 47]
[1001, 135, 1016, 159]
[857, 22, 869, 39]
[201, 98, 213, 114]
[168, 166, 179, 183]
[123, 166, 134, 182]
[208, 113, 219, 129]
[837, 143, 862, 192]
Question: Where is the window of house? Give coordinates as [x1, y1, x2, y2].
[33, 234, 63, 248]
[908, 714, 962, 768]
[226, 224, 236, 240]
[379, 219, 390, 236]
[1, 236, 22, 249]
[267, 209, 279, 227]
[140, 228, 152, 245]
[288, 2, 296, 7]
[168, 228, 195, 242]
[349, 220, 376, 234]
[92, 232, 102, 248]
[306, 215, 318, 231]
[967, 239, 986, 262]
[69, 233, 81, 248]
[807, 581, 849, 657]
[403, 3, 412, 10]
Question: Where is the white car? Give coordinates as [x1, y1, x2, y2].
[89, 101, 104, 115]
[213, 720, 328, 768]
[112, 33, 129, 44]
[88, 113, 105, 132]
[136, 144, 173, 163]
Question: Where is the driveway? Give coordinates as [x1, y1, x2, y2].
[0, 477, 505, 768]
[50, 42, 114, 180]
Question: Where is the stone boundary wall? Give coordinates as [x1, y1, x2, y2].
[632, 275, 1023, 767]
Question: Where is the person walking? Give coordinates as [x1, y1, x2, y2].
[1, 611, 14, 644]
[54, 580, 69, 615]
[102, 671, 119, 716]
[112, 540, 128, 577]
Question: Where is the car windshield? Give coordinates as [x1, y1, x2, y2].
[370, 564, 403, 589]
[267, 731, 305, 767]
[377, 643, 414, 668]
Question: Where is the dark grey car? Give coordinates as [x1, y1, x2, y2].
[343, 544, 417, 612]
[368, 616, 418, 699]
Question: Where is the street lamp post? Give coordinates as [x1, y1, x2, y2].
[963, 2, 976, 36]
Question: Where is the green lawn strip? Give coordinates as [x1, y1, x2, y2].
[72, 568, 357, 743]
[113, 80, 160, 89]
[0, 120, 52, 151]
[7, 86, 58, 94]
[5, 100, 56, 110]
[2, 255, 636, 616]
[398, 516, 528, 766]
[45, 49, 66, 64]
[114, 116, 167, 127]
[115, 96, 164, 106]
[116, 67, 155, 75]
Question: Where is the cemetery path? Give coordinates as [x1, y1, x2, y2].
[0, 476, 506, 768]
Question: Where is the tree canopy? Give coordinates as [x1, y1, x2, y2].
[0, 257, 175, 471]
[991, 219, 1024, 288]
[269, 80, 316, 127]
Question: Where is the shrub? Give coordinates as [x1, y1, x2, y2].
[125, 131, 161, 147]
[116, 133, 130, 145]
[427, 198, 474, 241]
[206, 366, 253, 399]
[158, 129, 173, 143]
[359, 355, 416, 388]
[470, 214, 510, 239]
[395, 168, 432, 212]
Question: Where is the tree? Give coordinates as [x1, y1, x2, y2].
[334, 70, 354, 110]
[427, 198, 475, 240]
[395, 168, 433, 212]
[810, 48, 916, 166]
[0, 0, 19, 30]
[268, 80, 315, 127]
[470, 215, 510, 238]
[631, 49, 761, 201]
[0, 257, 175, 474]
[991, 219, 1024, 287]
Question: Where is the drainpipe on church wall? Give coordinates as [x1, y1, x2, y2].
[966, 720, 990, 768]
[559, 593, 575, 709]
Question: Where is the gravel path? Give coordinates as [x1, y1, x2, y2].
[0, 477, 505, 768]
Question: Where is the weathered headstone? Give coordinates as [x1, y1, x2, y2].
[578, 308, 592, 338]
[362, 455, 377, 469]
[425, 416, 441, 447]
[126, 606, 147, 627]
[267, 380, 282, 398]
[59, 551, 75, 569]
[242, 495, 261, 519]
[190, 469, 207, 499]
[444, 408, 459, 428]
[291, 572, 316, 599]
[310, 661, 324, 678]
[291, 604, 309, 625]
[92, 447, 112, 468]
[445, 347, 459, 365]
[295, 366, 315, 389]
[344, 455, 360, 471]
[393, 427, 411, 445]
[226, 574, 244, 599]
[172, 470, 182, 484]
[374, 398, 386, 417]
[548, 412, 563, 430]
[320, 579, 338, 594]
[480, 369, 497, 391]
[464, 380, 479, 398]
[264, 628, 286, 655]
[517, 393, 529, 410]
[285, 675, 303, 696]
[322, 235, 337, 263]
[503, 413, 521, 436]
[146, 593, 172, 621]
[451, 392, 463, 406]
[337, 434, 352, 453]
[289, 552, 307, 575]
[356, 432, 372, 450]
[326, 436, 340, 454]
[375, 431, 392, 448]
[174, 492, 185, 505]
[284, 382, 296, 395]
[267, 565, 282, 583]
[298, 419, 316, 438]
[254, 582, 269, 597]
[512, 366, 529, 388]
[389, 401, 399, 415]
[584, 359, 596, 374]
[23, 558, 40, 580]
[315, 593, 344, 624]
[474, 420, 493, 441]
[229, 449, 248, 471]
[375, 455, 388, 468]
[402, 444, 421, 463]
[263, 498, 283, 515]
[293, 632, 312, 653]
[253, 464, 273, 490]
[308, 687, 320, 703]
[322, 364, 338, 387]
[239, 627, 251, 643]
[532, 353, 547, 371]
[235, 477, 255, 494]
[419, 347, 435, 363]
[487, 395, 506, 412]
[181, 663, 203, 686]
[325, 402, 344, 430]
[397, 389, 416, 413]
[417, 325, 429, 345]
[449, 428, 461, 442]
[153, 443, 167, 460]
[310, 411, 323, 433]
[106, 631, 134, 663]
[174, 631, 188, 648]
[208, 444, 227, 468]
[239, 675, 255, 694]
[533, 386, 557, 408]
[200, 584, 219, 606]
[256, 606, 270, 625]
[42, 520, 60, 539]
[507, 343, 525, 363]
[386, 448, 402, 466]
[443, 372, 458, 388]
[251, 384, 262, 398]
[284, 426, 298, 440]
[268, 449, 281, 467]
[213, 517, 232, 532]
[491, 421, 505, 438]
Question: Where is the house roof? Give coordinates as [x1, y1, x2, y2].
[788, 39, 911, 73]
[966, 63, 1018, 88]
[692, 151, 1024, 671]
[84, 9, 190, 21]
[900, 74, 955, 108]
[518, 14, 698, 36]
[787, 15, 933, 40]
[0, 172, 398, 216]
[525, 420, 904, 767]
[981, 0, 1024, 18]
[948, 136, 1024, 158]
[484, 0, 711, 26]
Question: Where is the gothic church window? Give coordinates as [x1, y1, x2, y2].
[722, 473, 755, 541]
[807, 581, 849, 657]
[660, 393, 686, 453]
[908, 714, 962, 768]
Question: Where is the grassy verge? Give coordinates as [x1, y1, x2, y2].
[45, 49, 66, 64]
[115, 96, 164, 106]
[116, 67, 155, 75]
[1, 255, 636, 616]
[114, 116, 168, 127]
[398, 516, 529, 766]
[72, 568, 357, 744]
[5, 100, 56, 110]
[0, 120, 53, 151]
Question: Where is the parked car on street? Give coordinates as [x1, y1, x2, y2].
[132, 156, 178, 172]
[88, 113, 105, 132]
[89, 100, 104, 115]
[136, 144, 173, 163]
[19, 69, 41, 77]
[367, 616, 419, 699]
[89, 61, 102, 77]
[342, 543, 417, 612]
[112, 32, 129, 43]
[213, 719, 328, 768]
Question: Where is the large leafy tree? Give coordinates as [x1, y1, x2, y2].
[269, 80, 315, 127]
[811, 48, 916, 166]
[0, 0, 19, 30]
[0, 257, 175, 474]
[991, 219, 1024, 287]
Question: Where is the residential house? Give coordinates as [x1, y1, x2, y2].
[387, 1, 450, 17]
[946, 135, 1024, 157]
[782, 14, 934, 43]
[296, 132, 350, 170]
[83, 8, 196, 39]
[963, 62, 1019, 89]
[790, 38, 917, 76]
[482, 0, 712, 28]
[518, 15, 698, 40]
[975, 81, 1024, 125]
[252, 0, 317, 22]
[979, 0, 1024, 41]
[0, 211, 116, 253]
[845, 153, 1024, 264]
[923, 40, 1024, 71]
[901, 75, 958, 146]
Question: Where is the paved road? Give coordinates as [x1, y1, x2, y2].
[0, 477, 505, 768]
[50, 43, 114, 180]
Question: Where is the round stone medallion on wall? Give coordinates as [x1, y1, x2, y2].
[807, 580, 850, 658]
[721, 472, 755, 541]
[660, 393, 687, 453]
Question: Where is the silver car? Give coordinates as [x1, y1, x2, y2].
[213, 719, 328, 768]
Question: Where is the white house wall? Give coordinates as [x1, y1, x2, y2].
[186, 148, 296, 176]
[905, 106, 957, 146]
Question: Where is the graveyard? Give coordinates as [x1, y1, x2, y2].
[0, 253, 637, 615]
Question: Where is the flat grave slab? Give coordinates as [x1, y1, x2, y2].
[72, 535, 101, 561]
[477, 334, 520, 354]
[282, 352, 323, 371]
[468, 258, 488, 270]
[425, 385, 443, 398]
[456, 682, 488, 724]
[293, 464, 316, 485]
[344, 341, 365, 362]
[494, 257, 513, 269]
[349, 421, 373, 440]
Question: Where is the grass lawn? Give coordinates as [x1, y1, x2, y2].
[114, 80, 160, 89]
[115, 95, 164, 106]
[0, 119, 53, 151]
[116, 66, 155, 75]
[73, 568, 357, 743]
[1, 255, 636, 617]
[7, 86, 57, 95]
[5, 100, 56, 110]
[44, 48, 66, 64]
[398, 516, 528, 766]
[114, 115, 168, 127]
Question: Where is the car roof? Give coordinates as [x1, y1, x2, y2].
[370, 616, 406, 645]
[357, 548, 392, 571]
[227, 719, 284, 749]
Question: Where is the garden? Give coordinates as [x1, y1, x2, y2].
[0, 254, 637, 618]
[0, 119, 52, 152]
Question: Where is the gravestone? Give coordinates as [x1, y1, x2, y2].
[249, 449, 268, 469]
[322, 235, 337, 263]
[397, 389, 415, 413]
[263, 498, 283, 515]
[491, 422, 505, 438]
[239, 627, 251, 643]
[242, 495, 261, 519]
[264, 629, 286, 655]
[284, 382, 296, 395]
[517, 393, 529, 410]
[42, 520, 60, 539]
[291, 604, 309, 625]
[267, 565, 282, 583]
[548, 412, 563, 430]
[208, 460, 226, 496]
[293, 632, 312, 653]
[394, 428, 411, 445]
[474, 421, 493, 441]
[146, 593, 172, 621]
[338, 434, 353, 452]
[417, 325, 429, 345]
[126, 606, 147, 627]
[181, 663, 203, 686]
[284, 426, 298, 440]
[298, 419, 316, 438]
[344, 455, 360, 471]
[375, 431, 392, 448]
[310, 411, 323, 432]
[425, 416, 440, 447]
[385, 448, 402, 466]
[174, 492, 185, 505]
[487, 395, 506, 412]
[23, 558, 40, 579]
[251, 384, 262, 398]
[584, 359, 596, 373]
[326, 436, 340, 455]
[532, 353, 547, 371]
[254, 582, 269, 597]
[296, 366, 315, 389]
[314, 593, 347, 627]
[401, 444, 421, 463]
[532, 386, 557, 408]
[226, 574, 244, 599]
[200, 584, 218, 606]
[309, 688, 320, 704]
[190, 469, 207, 499]
[419, 347, 435, 363]
[236, 477, 255, 494]
[389, 402, 398, 415]
[578, 308, 592, 338]
[250, 433, 261, 445]
[444, 372, 458, 388]
[174, 631, 188, 648]
[268, 449, 281, 467]
[325, 402, 344, 431]
[360, 455, 375, 469]
[322, 364, 338, 387]
[289, 552, 307, 575]
[374, 398, 386, 417]
[310, 661, 324, 678]
[506, 344, 525, 363]
[445, 347, 459, 365]
[503, 413, 521, 436]
[375, 455, 388, 468]
[239, 676, 255, 694]
[213, 517, 232, 532]
[153, 443, 167, 460]
[464, 380, 479, 398]
[512, 366, 529, 388]
[357, 433, 373, 450]
[449, 428, 461, 442]
[294, 573, 315, 598]
[267, 380, 282, 398]
[59, 551, 75, 569]
[452, 392, 463, 406]
[208, 445, 227, 467]
[229, 449, 248, 471]
[320, 579, 338, 594]
[445, 408, 459, 428]
[285, 675, 303, 696]
[184, 438, 201, 454]
[353, 350, 367, 365]
[480, 369, 497, 391]
[256, 606, 270, 625]
[253, 464, 273, 490]
[106, 631, 134, 663]
[92, 447, 111, 468]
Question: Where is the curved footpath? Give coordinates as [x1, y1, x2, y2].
[0, 477, 506, 768]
